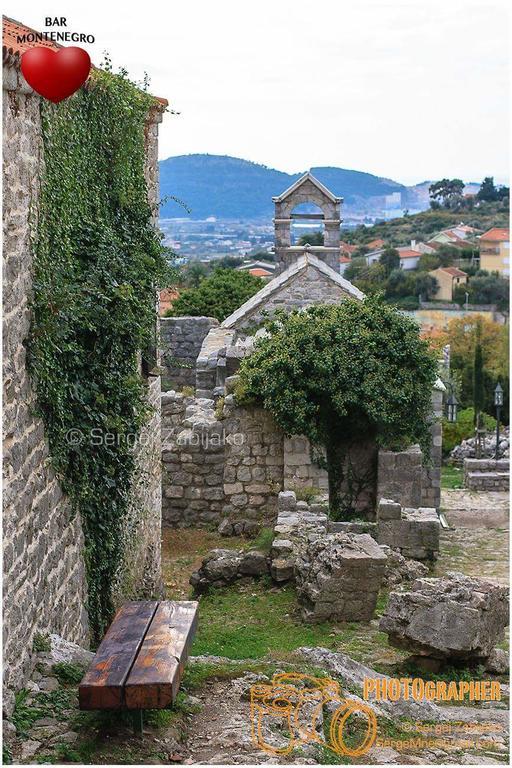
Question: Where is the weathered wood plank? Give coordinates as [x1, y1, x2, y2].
[124, 600, 198, 709]
[79, 601, 158, 710]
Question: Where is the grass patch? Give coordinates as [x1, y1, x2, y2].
[441, 464, 464, 489]
[250, 526, 274, 553]
[191, 579, 398, 664]
[292, 485, 322, 504]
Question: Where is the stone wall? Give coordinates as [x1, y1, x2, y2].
[114, 375, 163, 604]
[162, 392, 283, 526]
[160, 316, 219, 390]
[2, 60, 88, 691]
[421, 386, 443, 509]
[463, 458, 510, 491]
[3, 56, 165, 692]
[284, 435, 378, 516]
[377, 445, 423, 509]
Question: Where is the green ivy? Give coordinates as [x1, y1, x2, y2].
[28, 67, 169, 642]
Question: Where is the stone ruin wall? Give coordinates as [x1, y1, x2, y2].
[162, 391, 283, 527]
[160, 316, 219, 390]
[2, 57, 164, 692]
[161, 387, 439, 528]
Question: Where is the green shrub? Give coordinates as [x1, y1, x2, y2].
[52, 662, 87, 686]
[33, 633, 51, 652]
[292, 485, 321, 504]
[442, 407, 496, 456]
[168, 269, 263, 322]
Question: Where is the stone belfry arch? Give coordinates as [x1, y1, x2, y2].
[272, 172, 343, 273]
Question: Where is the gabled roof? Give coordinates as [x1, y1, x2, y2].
[367, 238, 386, 249]
[272, 172, 342, 204]
[236, 260, 276, 271]
[221, 251, 364, 328]
[432, 267, 468, 278]
[480, 227, 510, 242]
[398, 248, 422, 259]
[248, 267, 273, 277]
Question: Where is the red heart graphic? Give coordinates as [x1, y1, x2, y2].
[21, 47, 91, 103]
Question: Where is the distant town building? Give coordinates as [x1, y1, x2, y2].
[479, 228, 510, 276]
[339, 255, 351, 275]
[397, 246, 422, 270]
[429, 266, 468, 301]
[428, 223, 479, 249]
[159, 288, 180, 315]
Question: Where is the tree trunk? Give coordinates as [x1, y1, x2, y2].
[325, 437, 346, 520]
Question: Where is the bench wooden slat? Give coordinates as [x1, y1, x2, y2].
[79, 601, 158, 710]
[124, 600, 198, 709]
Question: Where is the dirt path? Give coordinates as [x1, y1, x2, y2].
[437, 489, 509, 585]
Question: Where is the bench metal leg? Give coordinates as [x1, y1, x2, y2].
[132, 710, 143, 738]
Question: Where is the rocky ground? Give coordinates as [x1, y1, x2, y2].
[4, 489, 509, 765]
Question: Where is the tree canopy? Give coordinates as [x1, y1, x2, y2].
[236, 297, 438, 518]
[167, 268, 263, 321]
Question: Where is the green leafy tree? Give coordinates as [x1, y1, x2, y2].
[184, 262, 209, 288]
[380, 248, 400, 276]
[456, 271, 510, 311]
[477, 177, 498, 202]
[414, 272, 439, 300]
[236, 298, 437, 518]
[385, 268, 415, 299]
[418, 253, 441, 271]
[429, 178, 465, 209]
[473, 337, 485, 424]
[298, 230, 324, 246]
[168, 268, 263, 321]
[344, 255, 369, 282]
[215, 255, 245, 269]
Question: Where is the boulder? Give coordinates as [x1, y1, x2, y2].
[34, 634, 94, 677]
[380, 546, 429, 588]
[239, 550, 269, 576]
[295, 533, 387, 623]
[485, 648, 509, 675]
[190, 547, 269, 592]
[380, 572, 509, 662]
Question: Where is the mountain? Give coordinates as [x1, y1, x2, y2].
[158, 154, 406, 220]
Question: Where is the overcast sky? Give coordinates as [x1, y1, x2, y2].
[11, 0, 510, 184]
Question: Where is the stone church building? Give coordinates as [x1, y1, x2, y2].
[160, 172, 444, 530]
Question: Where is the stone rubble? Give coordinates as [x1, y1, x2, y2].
[450, 427, 510, 462]
[295, 532, 387, 623]
[376, 497, 440, 561]
[379, 571, 509, 663]
[189, 548, 269, 592]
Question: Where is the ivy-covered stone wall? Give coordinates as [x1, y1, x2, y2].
[2, 59, 89, 692]
[2, 55, 165, 692]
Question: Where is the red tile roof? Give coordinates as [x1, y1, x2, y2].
[367, 238, 385, 249]
[3, 16, 168, 107]
[249, 267, 273, 277]
[340, 241, 357, 255]
[339, 255, 352, 263]
[398, 248, 421, 259]
[480, 227, 510, 242]
[439, 267, 468, 278]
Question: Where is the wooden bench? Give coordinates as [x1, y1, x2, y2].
[79, 600, 198, 732]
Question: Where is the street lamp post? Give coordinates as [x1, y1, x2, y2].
[494, 382, 503, 460]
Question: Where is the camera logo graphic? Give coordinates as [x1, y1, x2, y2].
[250, 672, 377, 758]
